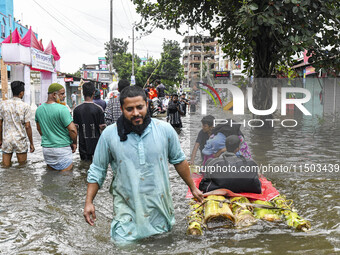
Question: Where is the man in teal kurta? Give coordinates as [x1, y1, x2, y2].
[84, 86, 203, 243]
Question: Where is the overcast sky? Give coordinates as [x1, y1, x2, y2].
[13, 0, 185, 73]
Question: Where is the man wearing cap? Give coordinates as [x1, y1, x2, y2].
[35, 83, 78, 171]
[0, 81, 35, 167]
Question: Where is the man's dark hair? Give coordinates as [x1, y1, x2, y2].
[120, 86, 147, 107]
[83, 82, 95, 97]
[201, 115, 215, 127]
[225, 135, 241, 153]
[155, 80, 160, 85]
[11, 81, 25, 96]
[94, 89, 101, 99]
[118, 79, 130, 92]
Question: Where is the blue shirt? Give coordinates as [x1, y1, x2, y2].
[87, 118, 186, 243]
[202, 132, 226, 156]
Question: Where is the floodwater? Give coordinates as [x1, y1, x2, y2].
[0, 108, 339, 254]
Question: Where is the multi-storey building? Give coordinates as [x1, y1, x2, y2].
[182, 35, 246, 87]
[182, 36, 217, 86]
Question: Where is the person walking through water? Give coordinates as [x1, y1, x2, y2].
[84, 86, 203, 243]
[35, 83, 78, 171]
[0, 81, 35, 167]
[73, 82, 106, 161]
[189, 115, 215, 165]
[166, 94, 184, 128]
[71, 91, 77, 109]
[104, 79, 130, 126]
[179, 93, 189, 116]
[93, 89, 106, 111]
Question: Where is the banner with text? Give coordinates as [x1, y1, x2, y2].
[31, 48, 54, 72]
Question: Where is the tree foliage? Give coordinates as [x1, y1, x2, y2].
[105, 38, 129, 59]
[104, 37, 184, 88]
[131, 0, 340, 77]
[67, 67, 82, 78]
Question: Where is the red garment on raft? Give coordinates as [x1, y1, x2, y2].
[186, 173, 280, 201]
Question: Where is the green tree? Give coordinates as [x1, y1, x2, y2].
[112, 53, 141, 82]
[135, 58, 158, 87]
[158, 39, 184, 90]
[105, 38, 129, 60]
[68, 67, 82, 78]
[131, 0, 339, 116]
[104, 38, 142, 84]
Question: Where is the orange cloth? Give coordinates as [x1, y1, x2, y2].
[148, 88, 158, 99]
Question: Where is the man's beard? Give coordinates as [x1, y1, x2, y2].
[56, 96, 66, 106]
[122, 112, 151, 136]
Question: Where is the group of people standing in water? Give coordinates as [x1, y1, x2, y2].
[1, 79, 259, 244]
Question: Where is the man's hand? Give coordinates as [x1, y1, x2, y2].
[191, 186, 204, 203]
[84, 202, 96, 226]
[71, 143, 77, 153]
[30, 144, 35, 153]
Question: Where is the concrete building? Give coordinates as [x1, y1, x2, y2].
[182, 35, 246, 87]
[182, 36, 216, 87]
[81, 57, 114, 98]
[0, 0, 36, 48]
[0, 0, 39, 101]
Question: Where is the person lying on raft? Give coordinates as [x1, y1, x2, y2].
[199, 135, 261, 194]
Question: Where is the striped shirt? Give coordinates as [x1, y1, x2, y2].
[104, 96, 122, 126]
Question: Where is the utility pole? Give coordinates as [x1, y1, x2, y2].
[130, 23, 140, 85]
[200, 38, 206, 115]
[109, 0, 114, 76]
[200, 42, 203, 82]
[132, 23, 135, 78]
[110, 0, 113, 42]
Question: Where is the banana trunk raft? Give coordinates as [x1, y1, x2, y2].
[186, 175, 311, 235]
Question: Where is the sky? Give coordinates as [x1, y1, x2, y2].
[13, 0, 185, 74]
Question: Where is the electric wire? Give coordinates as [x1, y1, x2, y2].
[31, 0, 104, 48]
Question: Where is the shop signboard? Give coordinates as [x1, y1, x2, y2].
[31, 48, 54, 72]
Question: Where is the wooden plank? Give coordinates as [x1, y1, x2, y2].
[1, 58, 8, 100]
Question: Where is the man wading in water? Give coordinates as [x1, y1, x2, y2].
[84, 86, 203, 243]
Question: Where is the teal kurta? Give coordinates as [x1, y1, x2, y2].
[87, 118, 186, 242]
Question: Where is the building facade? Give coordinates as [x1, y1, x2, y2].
[0, 0, 34, 47]
[182, 35, 246, 87]
[182, 36, 216, 87]
[0, 0, 38, 100]
[81, 57, 114, 98]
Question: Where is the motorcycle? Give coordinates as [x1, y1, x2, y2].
[150, 97, 166, 117]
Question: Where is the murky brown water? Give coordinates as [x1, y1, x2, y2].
[0, 108, 339, 254]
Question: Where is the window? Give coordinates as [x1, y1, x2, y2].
[1, 24, 5, 38]
[8, 15, 12, 28]
[2, 17, 6, 25]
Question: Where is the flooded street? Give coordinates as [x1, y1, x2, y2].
[0, 109, 339, 254]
